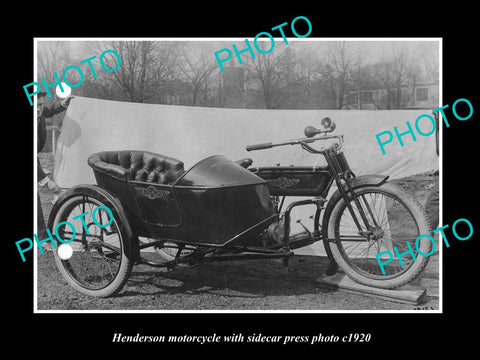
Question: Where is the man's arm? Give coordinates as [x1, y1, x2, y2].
[42, 101, 67, 118]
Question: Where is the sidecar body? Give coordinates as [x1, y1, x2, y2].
[87, 150, 275, 247]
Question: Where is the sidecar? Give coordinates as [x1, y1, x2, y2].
[48, 150, 286, 297]
[86, 150, 275, 249]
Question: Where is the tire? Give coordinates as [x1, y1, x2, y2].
[48, 187, 133, 297]
[324, 182, 432, 289]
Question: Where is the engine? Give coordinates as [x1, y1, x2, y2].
[262, 219, 285, 247]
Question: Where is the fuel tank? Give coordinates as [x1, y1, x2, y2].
[250, 165, 333, 198]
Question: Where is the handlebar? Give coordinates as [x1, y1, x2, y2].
[245, 142, 273, 151]
[246, 133, 344, 154]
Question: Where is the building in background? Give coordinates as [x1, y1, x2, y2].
[346, 82, 439, 110]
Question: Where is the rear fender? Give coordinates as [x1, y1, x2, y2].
[47, 184, 138, 261]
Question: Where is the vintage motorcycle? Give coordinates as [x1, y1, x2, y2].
[48, 117, 432, 297]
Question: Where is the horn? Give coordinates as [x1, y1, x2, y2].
[304, 126, 319, 138]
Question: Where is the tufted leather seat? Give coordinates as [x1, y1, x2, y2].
[88, 150, 185, 185]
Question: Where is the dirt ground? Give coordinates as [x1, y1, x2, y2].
[36, 153, 440, 311]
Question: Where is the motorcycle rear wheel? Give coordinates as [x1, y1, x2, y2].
[325, 182, 433, 289]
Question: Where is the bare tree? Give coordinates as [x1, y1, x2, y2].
[313, 62, 338, 109]
[88, 41, 183, 103]
[323, 42, 358, 109]
[293, 47, 319, 109]
[415, 42, 439, 84]
[350, 50, 371, 109]
[371, 60, 397, 109]
[37, 41, 72, 84]
[245, 43, 301, 109]
[391, 45, 410, 108]
[178, 45, 218, 106]
[376, 45, 421, 109]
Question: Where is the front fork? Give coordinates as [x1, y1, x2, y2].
[277, 186, 379, 248]
[324, 150, 382, 239]
[273, 150, 385, 250]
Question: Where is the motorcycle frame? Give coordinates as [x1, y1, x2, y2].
[264, 135, 382, 251]
[135, 135, 381, 268]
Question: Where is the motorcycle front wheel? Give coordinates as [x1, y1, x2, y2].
[324, 182, 433, 289]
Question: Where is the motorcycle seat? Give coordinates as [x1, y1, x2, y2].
[88, 150, 185, 185]
[235, 158, 253, 168]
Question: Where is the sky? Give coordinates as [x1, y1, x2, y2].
[56, 37, 439, 63]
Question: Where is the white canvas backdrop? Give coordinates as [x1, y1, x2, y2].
[53, 96, 438, 256]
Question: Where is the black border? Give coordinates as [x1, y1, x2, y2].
[6, 5, 478, 353]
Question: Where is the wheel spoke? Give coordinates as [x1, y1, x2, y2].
[51, 194, 131, 296]
[330, 185, 425, 282]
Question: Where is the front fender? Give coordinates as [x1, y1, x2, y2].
[321, 174, 389, 229]
[340, 174, 389, 191]
[318, 174, 388, 265]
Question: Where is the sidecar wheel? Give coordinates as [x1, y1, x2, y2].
[325, 182, 432, 289]
[48, 187, 133, 297]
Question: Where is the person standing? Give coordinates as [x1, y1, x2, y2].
[37, 92, 73, 239]
[425, 112, 440, 229]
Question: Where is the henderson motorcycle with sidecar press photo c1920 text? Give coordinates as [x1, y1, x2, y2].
[47, 117, 433, 297]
